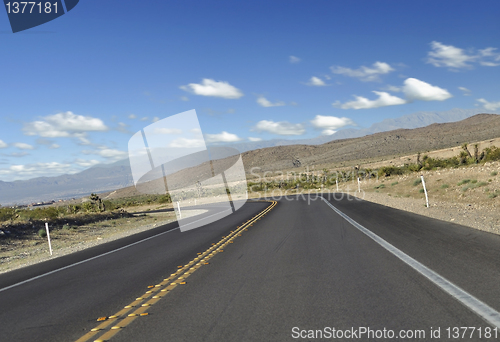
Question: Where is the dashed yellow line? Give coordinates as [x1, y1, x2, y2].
[75, 200, 277, 342]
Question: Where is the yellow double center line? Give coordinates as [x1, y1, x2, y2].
[76, 200, 277, 342]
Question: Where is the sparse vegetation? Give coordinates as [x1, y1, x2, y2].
[391, 182, 398, 186]
[38, 229, 46, 238]
[413, 178, 422, 186]
[492, 171, 498, 176]
[441, 184, 449, 189]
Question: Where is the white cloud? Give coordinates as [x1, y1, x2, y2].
[458, 86, 471, 96]
[289, 56, 301, 64]
[140, 117, 149, 121]
[336, 91, 406, 109]
[75, 159, 100, 167]
[335, 78, 451, 109]
[331, 61, 394, 82]
[205, 131, 242, 143]
[248, 137, 262, 142]
[23, 111, 108, 138]
[257, 96, 286, 107]
[290, 101, 298, 106]
[252, 120, 305, 136]
[476, 98, 500, 111]
[403, 78, 452, 101]
[427, 42, 500, 69]
[478, 47, 500, 66]
[14, 142, 34, 150]
[180, 96, 189, 101]
[50, 144, 60, 149]
[306, 77, 328, 86]
[168, 138, 205, 148]
[128, 114, 137, 119]
[180, 79, 243, 99]
[83, 148, 127, 161]
[152, 117, 160, 122]
[310, 115, 355, 135]
[427, 41, 475, 69]
[0, 162, 77, 180]
[0, 140, 7, 148]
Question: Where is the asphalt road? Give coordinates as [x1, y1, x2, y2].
[1, 195, 500, 341]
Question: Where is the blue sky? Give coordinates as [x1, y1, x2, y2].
[1, 0, 499, 181]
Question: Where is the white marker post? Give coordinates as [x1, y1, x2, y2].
[336, 178, 339, 192]
[45, 222, 53, 256]
[177, 201, 182, 219]
[357, 177, 361, 193]
[421, 175, 429, 208]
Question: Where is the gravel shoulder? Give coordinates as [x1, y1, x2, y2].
[0, 208, 206, 275]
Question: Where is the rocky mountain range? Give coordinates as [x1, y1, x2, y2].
[1, 110, 499, 206]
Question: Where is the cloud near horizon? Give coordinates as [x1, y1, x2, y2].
[252, 120, 305, 136]
[426, 41, 500, 70]
[23, 112, 108, 141]
[205, 131, 242, 143]
[335, 78, 452, 109]
[180, 79, 243, 99]
[310, 115, 355, 135]
[256, 96, 286, 107]
[306, 77, 328, 86]
[476, 98, 500, 111]
[331, 61, 394, 82]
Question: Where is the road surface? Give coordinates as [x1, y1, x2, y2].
[1, 194, 500, 341]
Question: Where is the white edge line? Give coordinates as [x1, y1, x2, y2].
[320, 197, 500, 329]
[0, 208, 232, 293]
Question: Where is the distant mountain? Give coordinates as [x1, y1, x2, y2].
[228, 108, 498, 152]
[0, 159, 134, 206]
[1, 109, 498, 206]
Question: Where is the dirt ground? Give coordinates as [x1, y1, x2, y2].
[0, 207, 206, 274]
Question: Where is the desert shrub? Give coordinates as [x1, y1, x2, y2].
[0, 208, 16, 222]
[471, 179, 478, 184]
[457, 179, 471, 185]
[491, 171, 498, 176]
[413, 178, 422, 186]
[483, 146, 500, 162]
[102, 200, 116, 211]
[391, 182, 398, 186]
[82, 202, 95, 212]
[378, 166, 404, 177]
[441, 184, 449, 189]
[27, 207, 61, 220]
[374, 183, 386, 189]
[419, 188, 425, 193]
[157, 194, 172, 204]
[38, 228, 47, 237]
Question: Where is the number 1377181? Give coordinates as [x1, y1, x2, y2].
[5, 2, 58, 14]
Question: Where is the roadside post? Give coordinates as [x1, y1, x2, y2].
[177, 201, 182, 218]
[357, 177, 361, 193]
[421, 175, 429, 208]
[45, 222, 53, 256]
[336, 178, 339, 192]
